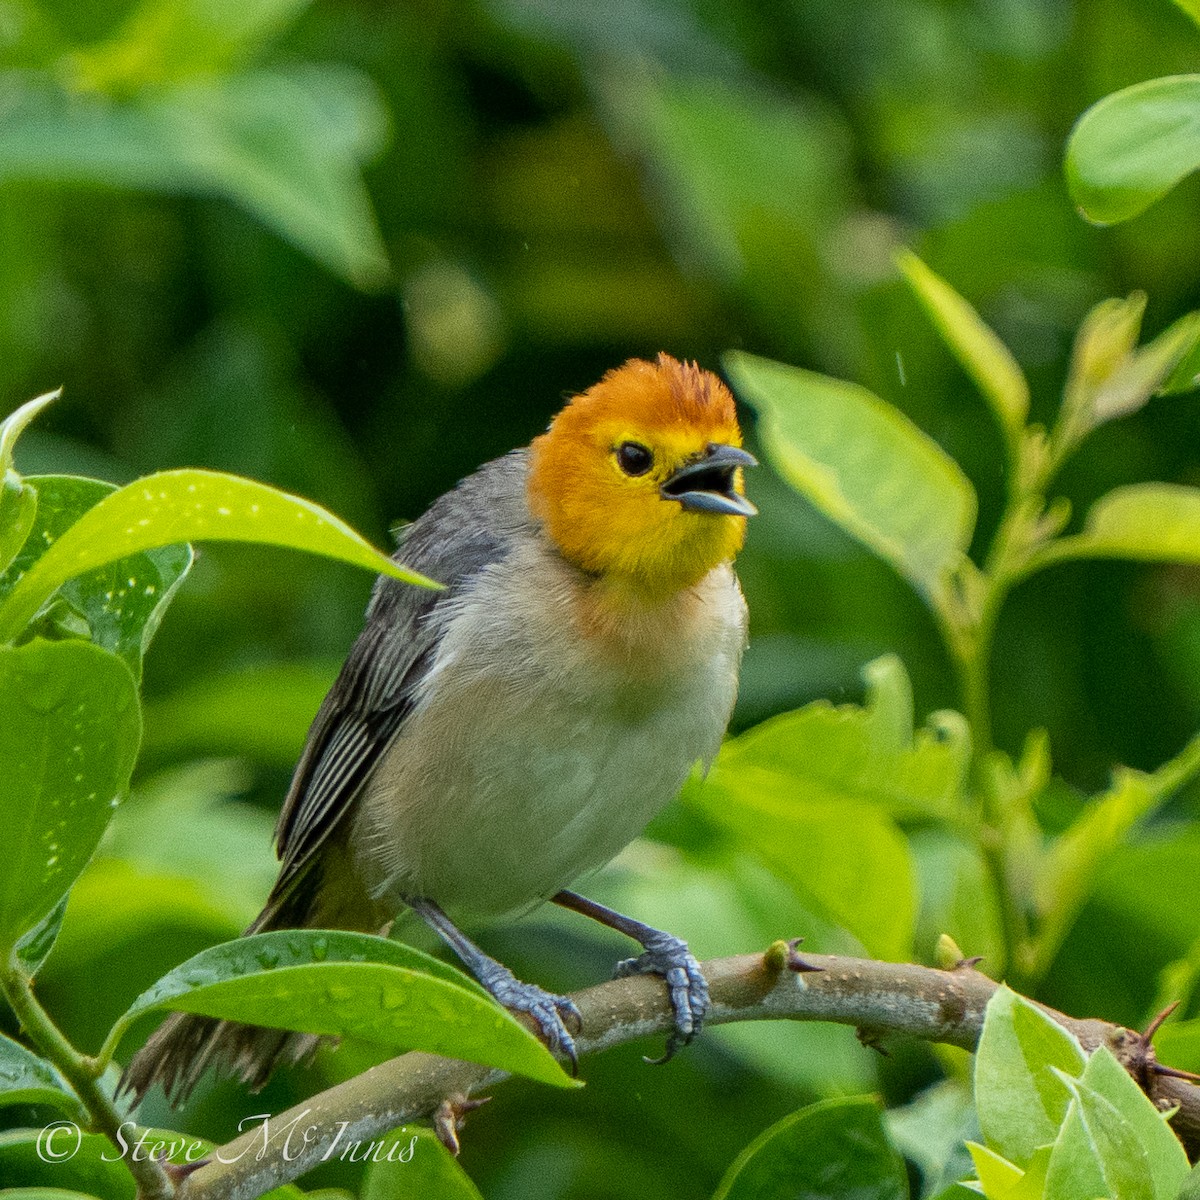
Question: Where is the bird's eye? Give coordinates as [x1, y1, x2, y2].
[616, 441, 654, 476]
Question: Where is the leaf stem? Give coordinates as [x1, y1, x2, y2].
[1, 952, 173, 1200]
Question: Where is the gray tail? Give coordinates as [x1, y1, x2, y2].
[121, 877, 325, 1107]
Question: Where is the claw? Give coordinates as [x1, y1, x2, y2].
[434, 1094, 492, 1156]
[614, 931, 710, 1063]
[487, 971, 581, 1073]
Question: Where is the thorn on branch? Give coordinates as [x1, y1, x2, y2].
[784, 938, 823, 975]
[856, 1027, 891, 1056]
[433, 1094, 491, 1157]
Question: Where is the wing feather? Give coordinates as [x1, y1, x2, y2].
[269, 451, 535, 896]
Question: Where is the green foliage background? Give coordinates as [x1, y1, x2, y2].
[4, 0, 1200, 1196]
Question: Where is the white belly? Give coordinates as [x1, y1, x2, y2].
[352, 546, 745, 916]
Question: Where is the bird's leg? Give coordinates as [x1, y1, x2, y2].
[408, 898, 582, 1072]
[552, 890, 709, 1063]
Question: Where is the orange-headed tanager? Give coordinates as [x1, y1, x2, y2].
[125, 353, 756, 1102]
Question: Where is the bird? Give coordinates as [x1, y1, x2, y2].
[123, 353, 756, 1104]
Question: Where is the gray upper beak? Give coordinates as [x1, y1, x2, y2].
[661, 444, 758, 517]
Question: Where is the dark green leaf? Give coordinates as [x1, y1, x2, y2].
[0, 1033, 81, 1117]
[712, 1096, 908, 1200]
[0, 1128, 134, 1200]
[0, 469, 436, 644]
[0, 640, 140, 955]
[0, 71, 388, 288]
[108, 930, 575, 1088]
[725, 351, 977, 600]
[1066, 75, 1200, 225]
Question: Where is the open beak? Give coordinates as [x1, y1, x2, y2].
[661, 444, 758, 517]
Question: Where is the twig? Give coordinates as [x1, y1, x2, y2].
[178, 949, 1200, 1200]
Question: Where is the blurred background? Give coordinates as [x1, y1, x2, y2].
[3, 0, 1200, 1195]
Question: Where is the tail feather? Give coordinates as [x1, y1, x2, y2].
[121, 865, 355, 1107]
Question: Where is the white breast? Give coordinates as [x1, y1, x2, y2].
[353, 539, 747, 916]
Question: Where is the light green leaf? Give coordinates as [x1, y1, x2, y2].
[1180, 1161, 1200, 1200]
[0, 476, 193, 680]
[1164, 329, 1200, 394]
[0, 1032, 81, 1117]
[0, 473, 37, 579]
[0, 391, 58, 578]
[0, 640, 140, 955]
[141, 660, 335, 767]
[975, 986, 1085, 1167]
[1066, 75, 1200, 225]
[0, 70, 389, 288]
[73, 0, 314, 88]
[361, 1128, 484, 1200]
[1175, 0, 1200, 28]
[686, 657, 965, 960]
[911, 830, 1006, 973]
[1031, 754, 1191, 978]
[725, 350, 977, 600]
[108, 930, 575, 1089]
[896, 251, 1029, 449]
[1044, 1081, 1154, 1200]
[1078, 1047, 1188, 1200]
[1154, 1016, 1200, 1075]
[1089, 312, 1200, 426]
[1039, 484, 1200, 568]
[886, 1081, 976, 1197]
[966, 1142, 1022, 1198]
[712, 1097, 908, 1200]
[0, 468, 436, 645]
[0, 390, 58, 476]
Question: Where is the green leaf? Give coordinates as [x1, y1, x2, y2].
[73, 0, 314, 88]
[725, 350, 977, 601]
[686, 657, 965, 959]
[966, 1143, 1022, 1198]
[896, 250, 1029, 450]
[0, 640, 140, 955]
[0, 71, 389, 288]
[1066, 75, 1200, 225]
[1044, 1080, 1154, 1200]
[141, 660, 334, 767]
[361, 1128, 484, 1200]
[0, 391, 58, 477]
[0, 473, 37, 579]
[1175, 0, 1200, 28]
[1041, 484, 1200, 568]
[15, 896, 67, 976]
[1077, 1047, 1188, 1200]
[1154, 1016, 1200, 1075]
[0, 392, 58, 578]
[108, 930, 575, 1088]
[911, 830, 1006, 973]
[712, 1096, 908, 1200]
[1031, 756, 1190, 978]
[885, 1081, 976, 1197]
[974, 986, 1085, 1167]
[1164, 329, 1200, 394]
[0, 476, 193, 679]
[0, 468, 436, 645]
[1180, 1161, 1200, 1200]
[0, 1128, 135, 1200]
[0, 1032, 81, 1116]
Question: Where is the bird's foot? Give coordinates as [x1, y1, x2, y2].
[476, 960, 582, 1073]
[614, 930, 710, 1064]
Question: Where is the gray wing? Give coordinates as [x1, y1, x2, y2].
[270, 450, 536, 896]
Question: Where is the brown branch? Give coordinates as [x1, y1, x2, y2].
[177, 949, 1200, 1200]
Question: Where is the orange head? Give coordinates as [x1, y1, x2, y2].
[527, 353, 756, 599]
